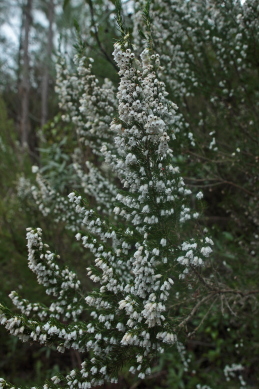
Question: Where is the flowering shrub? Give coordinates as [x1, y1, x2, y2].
[1, 0, 259, 388]
[1, 38, 211, 388]
[134, 0, 259, 238]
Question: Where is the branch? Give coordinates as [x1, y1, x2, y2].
[176, 288, 259, 330]
[187, 296, 218, 337]
[87, 0, 118, 71]
[177, 294, 214, 329]
[190, 265, 216, 292]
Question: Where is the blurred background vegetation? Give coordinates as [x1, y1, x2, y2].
[0, 0, 258, 388]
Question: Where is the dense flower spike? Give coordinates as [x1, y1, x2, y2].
[30, 172, 84, 231]
[56, 55, 117, 155]
[73, 160, 117, 215]
[134, 0, 258, 162]
[17, 54, 120, 233]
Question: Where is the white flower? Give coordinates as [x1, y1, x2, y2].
[160, 238, 167, 246]
[205, 237, 214, 245]
[32, 165, 39, 173]
[196, 191, 203, 200]
[68, 192, 76, 201]
[200, 246, 213, 257]
[51, 376, 60, 384]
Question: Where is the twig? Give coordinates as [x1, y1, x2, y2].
[176, 289, 259, 329]
[177, 294, 213, 329]
[223, 295, 237, 317]
[87, 0, 118, 71]
[220, 293, 224, 315]
[190, 265, 215, 291]
[216, 289, 259, 297]
[188, 296, 218, 337]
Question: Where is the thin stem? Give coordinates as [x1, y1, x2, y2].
[188, 296, 218, 337]
[177, 294, 214, 329]
[87, 0, 118, 71]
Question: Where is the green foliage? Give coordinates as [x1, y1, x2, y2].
[0, 96, 33, 305]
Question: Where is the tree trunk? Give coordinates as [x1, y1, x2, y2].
[20, 0, 32, 149]
[41, 0, 55, 129]
[17, 1, 24, 90]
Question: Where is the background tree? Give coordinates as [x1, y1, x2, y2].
[19, 0, 33, 150]
[41, 0, 55, 129]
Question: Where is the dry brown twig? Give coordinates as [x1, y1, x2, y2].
[187, 296, 218, 338]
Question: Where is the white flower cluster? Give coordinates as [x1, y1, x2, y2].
[16, 53, 121, 239]
[134, 0, 257, 160]
[56, 55, 117, 155]
[224, 363, 246, 388]
[26, 228, 82, 312]
[30, 172, 83, 231]
[0, 230, 88, 360]
[73, 160, 117, 215]
[1, 38, 215, 389]
[176, 237, 214, 278]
